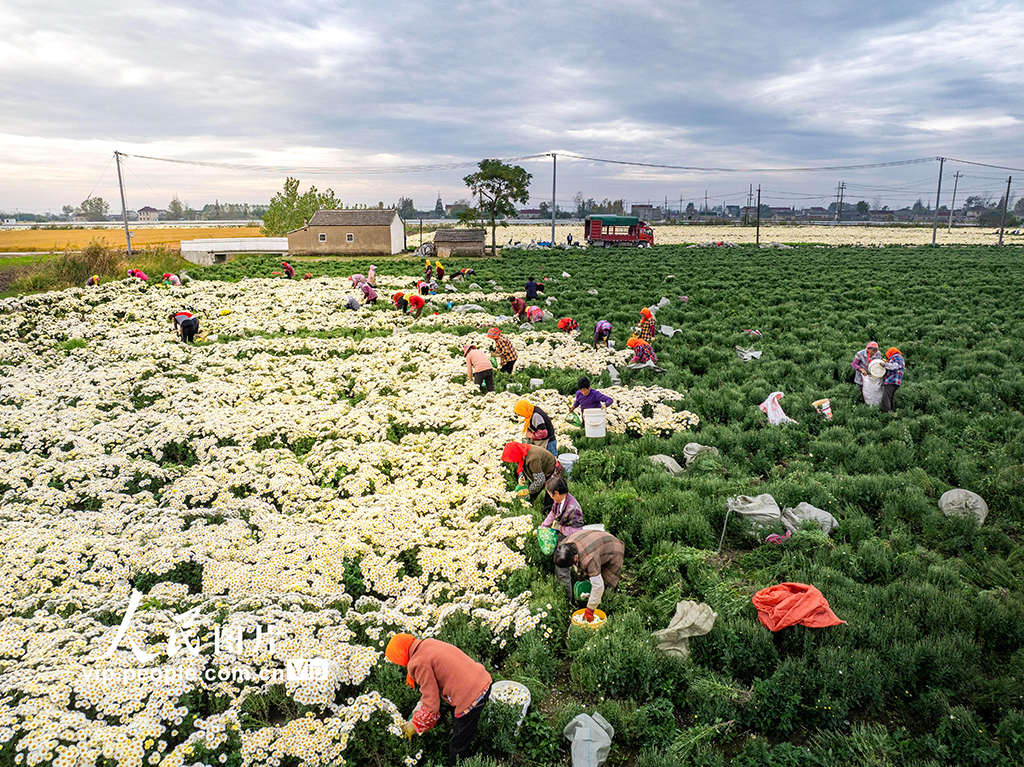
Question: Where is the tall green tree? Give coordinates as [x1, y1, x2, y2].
[397, 197, 417, 220]
[463, 159, 532, 255]
[78, 197, 109, 221]
[260, 178, 342, 236]
[166, 195, 185, 220]
[856, 200, 870, 215]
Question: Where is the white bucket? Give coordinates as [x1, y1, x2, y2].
[489, 681, 531, 730]
[583, 408, 607, 438]
[529, 378, 544, 389]
[559, 452, 579, 477]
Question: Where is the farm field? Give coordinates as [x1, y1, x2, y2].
[1, 245, 1023, 767]
[409, 223, 1023, 249]
[0, 227, 263, 253]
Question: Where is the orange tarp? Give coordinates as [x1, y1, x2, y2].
[752, 582, 846, 631]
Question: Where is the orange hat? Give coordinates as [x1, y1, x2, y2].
[886, 347, 901, 359]
[486, 327, 501, 340]
[626, 337, 641, 348]
[640, 308, 652, 318]
[384, 633, 417, 687]
[393, 292, 404, 302]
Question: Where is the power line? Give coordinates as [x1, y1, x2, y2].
[120, 152, 553, 175]
[946, 157, 1024, 173]
[557, 153, 938, 173]
[84, 154, 115, 202]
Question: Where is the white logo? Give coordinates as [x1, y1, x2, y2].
[286, 658, 332, 682]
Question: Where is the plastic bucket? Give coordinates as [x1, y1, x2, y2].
[570, 608, 606, 629]
[529, 378, 544, 389]
[573, 581, 592, 602]
[489, 681, 531, 729]
[537, 527, 558, 555]
[583, 408, 607, 437]
[558, 453, 579, 478]
[812, 398, 833, 421]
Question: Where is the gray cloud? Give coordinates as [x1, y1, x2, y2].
[1, 0, 1021, 213]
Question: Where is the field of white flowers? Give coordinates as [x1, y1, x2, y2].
[0, 276, 697, 767]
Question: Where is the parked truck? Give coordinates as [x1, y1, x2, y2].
[584, 214, 654, 248]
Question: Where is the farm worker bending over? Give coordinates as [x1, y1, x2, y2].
[417, 280, 430, 295]
[541, 476, 584, 543]
[501, 442, 559, 511]
[569, 376, 613, 417]
[557, 317, 579, 333]
[553, 529, 625, 622]
[435, 261, 444, 281]
[464, 344, 494, 393]
[593, 320, 612, 348]
[407, 293, 426, 319]
[627, 337, 658, 365]
[881, 347, 905, 413]
[85, 275, 100, 287]
[514, 399, 557, 456]
[392, 292, 409, 312]
[850, 341, 882, 386]
[360, 282, 378, 304]
[281, 261, 295, 279]
[509, 296, 527, 320]
[169, 310, 199, 344]
[424, 260, 433, 281]
[162, 273, 181, 286]
[385, 634, 492, 766]
[127, 269, 148, 281]
[367, 264, 377, 286]
[348, 273, 366, 288]
[635, 307, 655, 342]
[487, 327, 517, 373]
[525, 277, 539, 299]
[345, 295, 361, 311]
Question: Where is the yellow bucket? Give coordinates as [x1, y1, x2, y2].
[570, 608, 607, 630]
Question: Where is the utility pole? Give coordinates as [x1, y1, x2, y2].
[948, 171, 961, 231]
[998, 176, 1012, 246]
[746, 184, 753, 225]
[835, 182, 846, 223]
[550, 153, 556, 246]
[756, 186, 761, 246]
[705, 190, 708, 215]
[931, 157, 944, 246]
[419, 218, 423, 247]
[115, 151, 132, 254]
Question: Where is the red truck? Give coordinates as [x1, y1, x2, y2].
[584, 214, 654, 248]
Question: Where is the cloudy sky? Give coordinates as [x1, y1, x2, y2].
[1, 0, 1022, 215]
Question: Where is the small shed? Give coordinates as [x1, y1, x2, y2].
[287, 209, 405, 255]
[434, 228, 486, 257]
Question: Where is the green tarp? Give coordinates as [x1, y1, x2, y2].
[586, 214, 638, 227]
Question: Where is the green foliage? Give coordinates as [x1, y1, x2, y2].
[260, 177, 343, 236]
[463, 159, 532, 255]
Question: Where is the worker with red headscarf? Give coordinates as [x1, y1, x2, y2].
[557, 317, 579, 333]
[501, 442, 559, 512]
[127, 268, 148, 281]
[392, 292, 409, 312]
[281, 261, 295, 279]
[627, 337, 658, 365]
[162, 273, 181, 286]
[881, 347, 905, 412]
[487, 327, 517, 373]
[635, 307, 655, 342]
[385, 633, 492, 766]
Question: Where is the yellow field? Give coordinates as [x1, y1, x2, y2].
[0, 227, 263, 253]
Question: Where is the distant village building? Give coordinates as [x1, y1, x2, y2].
[517, 209, 544, 219]
[631, 204, 662, 221]
[137, 206, 163, 222]
[287, 210, 405, 255]
[433, 228, 486, 257]
[445, 202, 469, 218]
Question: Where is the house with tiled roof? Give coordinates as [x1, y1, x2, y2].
[287, 209, 405, 255]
